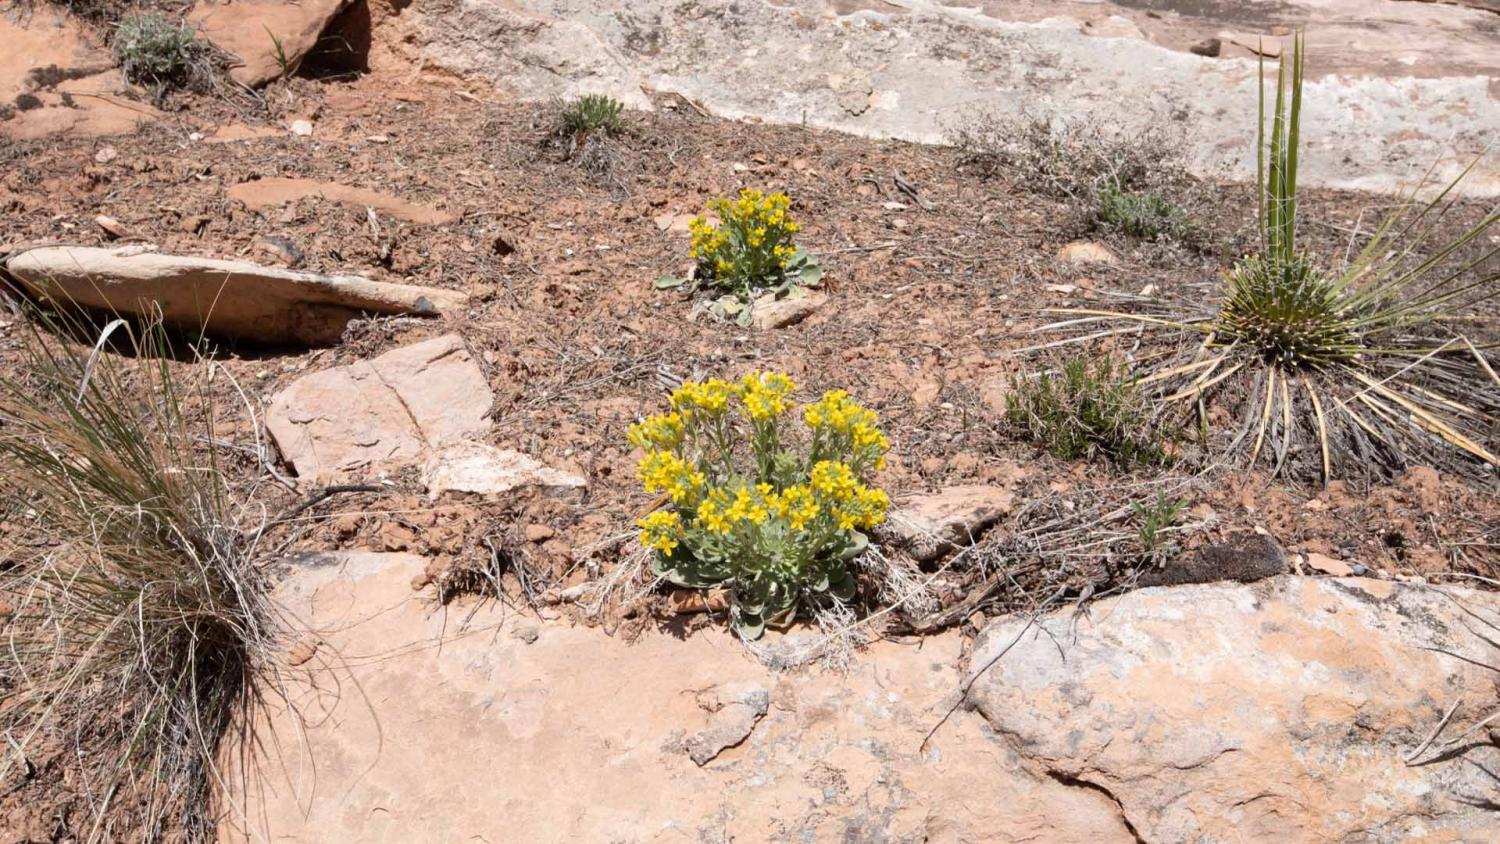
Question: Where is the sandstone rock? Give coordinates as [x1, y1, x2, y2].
[1190, 37, 1223, 57]
[205, 124, 282, 143]
[685, 683, 770, 766]
[2, 245, 463, 345]
[191, 0, 350, 88]
[1055, 240, 1119, 266]
[266, 335, 493, 483]
[1305, 551, 1354, 577]
[0, 14, 160, 140]
[420, 442, 587, 499]
[523, 524, 556, 543]
[228, 178, 459, 225]
[886, 485, 1015, 562]
[668, 587, 730, 615]
[652, 212, 696, 232]
[979, 374, 1012, 415]
[225, 552, 1133, 841]
[966, 576, 1500, 842]
[750, 289, 825, 330]
[405, 0, 1499, 196]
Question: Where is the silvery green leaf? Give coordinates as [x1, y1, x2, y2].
[655, 274, 688, 289]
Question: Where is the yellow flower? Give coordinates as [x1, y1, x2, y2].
[804, 390, 878, 434]
[637, 451, 705, 504]
[810, 460, 858, 502]
[851, 422, 888, 452]
[670, 378, 736, 418]
[851, 484, 890, 529]
[739, 371, 796, 422]
[777, 484, 821, 531]
[637, 510, 684, 554]
[627, 412, 687, 451]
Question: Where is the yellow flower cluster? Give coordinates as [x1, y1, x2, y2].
[687, 189, 804, 290]
[806, 389, 890, 469]
[637, 510, 684, 555]
[627, 411, 687, 451]
[669, 378, 736, 419]
[637, 450, 705, 504]
[809, 460, 888, 530]
[631, 371, 890, 563]
[739, 371, 795, 422]
[688, 473, 879, 537]
[805, 390, 875, 434]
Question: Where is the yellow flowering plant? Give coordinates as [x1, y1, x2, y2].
[630, 371, 890, 638]
[657, 189, 823, 325]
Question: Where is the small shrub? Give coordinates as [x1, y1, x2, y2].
[0, 311, 284, 837]
[558, 93, 625, 139]
[1005, 355, 1165, 466]
[1131, 492, 1188, 560]
[953, 113, 1180, 202]
[630, 372, 891, 639]
[113, 13, 201, 88]
[1096, 180, 1195, 240]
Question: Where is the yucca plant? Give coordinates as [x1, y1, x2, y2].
[0, 308, 286, 839]
[1031, 33, 1498, 483]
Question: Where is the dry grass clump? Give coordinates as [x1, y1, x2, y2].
[953, 112, 1207, 244]
[113, 12, 209, 93]
[1096, 181, 1196, 241]
[0, 311, 285, 839]
[954, 113, 1182, 201]
[549, 93, 628, 180]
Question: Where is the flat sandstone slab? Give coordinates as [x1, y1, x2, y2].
[966, 575, 1500, 841]
[2, 245, 464, 345]
[223, 552, 1135, 842]
[266, 334, 494, 484]
[228, 178, 459, 225]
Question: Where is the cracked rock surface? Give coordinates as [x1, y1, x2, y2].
[266, 334, 493, 483]
[228, 559, 1500, 842]
[402, 0, 1500, 195]
[965, 575, 1500, 842]
[227, 552, 1136, 842]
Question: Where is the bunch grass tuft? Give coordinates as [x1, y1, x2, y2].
[0, 308, 285, 839]
[113, 13, 202, 90]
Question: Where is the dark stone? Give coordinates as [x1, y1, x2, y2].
[1189, 38, 1223, 58]
[1140, 531, 1285, 587]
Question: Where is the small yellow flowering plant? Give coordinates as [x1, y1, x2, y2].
[657, 189, 823, 325]
[630, 371, 890, 638]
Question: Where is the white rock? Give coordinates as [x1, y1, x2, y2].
[421, 442, 586, 499]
